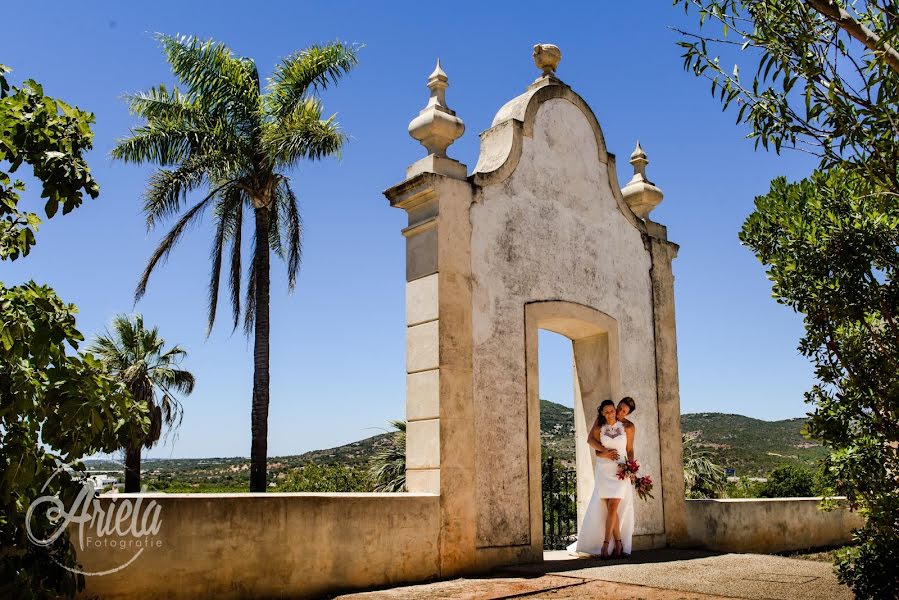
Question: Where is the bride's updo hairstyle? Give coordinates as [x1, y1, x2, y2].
[619, 396, 636, 415]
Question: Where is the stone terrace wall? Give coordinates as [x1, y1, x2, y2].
[74, 493, 440, 600]
[686, 498, 863, 553]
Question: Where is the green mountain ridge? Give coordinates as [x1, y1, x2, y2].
[85, 402, 824, 482]
[680, 411, 825, 476]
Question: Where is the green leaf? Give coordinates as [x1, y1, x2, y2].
[44, 198, 58, 218]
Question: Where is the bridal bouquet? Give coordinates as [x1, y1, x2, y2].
[616, 459, 654, 501]
[634, 475, 654, 500]
[616, 459, 640, 481]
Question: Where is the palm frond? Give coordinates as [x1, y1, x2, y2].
[143, 323, 165, 357]
[206, 186, 244, 335]
[227, 192, 244, 332]
[368, 419, 406, 493]
[123, 84, 197, 123]
[277, 179, 302, 291]
[134, 185, 228, 302]
[268, 41, 360, 118]
[155, 33, 261, 128]
[88, 330, 130, 372]
[111, 122, 195, 166]
[157, 368, 196, 397]
[243, 231, 258, 336]
[158, 344, 188, 364]
[157, 391, 184, 432]
[267, 196, 285, 260]
[113, 114, 246, 170]
[142, 152, 242, 229]
[682, 433, 727, 499]
[264, 98, 346, 169]
[114, 313, 141, 359]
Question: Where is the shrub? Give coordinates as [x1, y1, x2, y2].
[275, 462, 371, 493]
[758, 465, 815, 498]
[724, 476, 764, 498]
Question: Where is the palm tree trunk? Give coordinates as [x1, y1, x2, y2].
[124, 444, 142, 493]
[249, 207, 271, 492]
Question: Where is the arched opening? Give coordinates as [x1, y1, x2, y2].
[524, 301, 621, 554]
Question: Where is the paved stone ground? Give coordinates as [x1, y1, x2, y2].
[331, 549, 850, 600]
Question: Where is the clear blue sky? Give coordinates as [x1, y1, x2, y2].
[2, 2, 817, 459]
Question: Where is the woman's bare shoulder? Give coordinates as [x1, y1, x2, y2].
[622, 419, 636, 430]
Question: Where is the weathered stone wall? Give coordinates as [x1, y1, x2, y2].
[76, 493, 440, 600]
[470, 97, 664, 547]
[686, 498, 863, 553]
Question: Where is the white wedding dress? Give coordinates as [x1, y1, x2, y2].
[566, 420, 635, 556]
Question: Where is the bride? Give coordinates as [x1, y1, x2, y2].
[567, 397, 637, 558]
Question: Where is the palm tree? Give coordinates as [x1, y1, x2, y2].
[368, 419, 406, 492]
[89, 313, 195, 492]
[111, 35, 359, 491]
[682, 433, 727, 499]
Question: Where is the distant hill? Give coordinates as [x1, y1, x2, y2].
[84, 430, 397, 490]
[85, 402, 824, 483]
[540, 399, 576, 462]
[681, 412, 826, 476]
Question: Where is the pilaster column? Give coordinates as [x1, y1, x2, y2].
[383, 60, 480, 575]
[645, 224, 689, 545]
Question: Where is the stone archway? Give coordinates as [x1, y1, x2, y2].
[524, 301, 621, 548]
[384, 46, 687, 576]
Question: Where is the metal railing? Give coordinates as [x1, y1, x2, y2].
[541, 456, 578, 550]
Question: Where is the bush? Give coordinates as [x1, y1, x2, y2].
[758, 465, 816, 498]
[724, 477, 764, 498]
[275, 462, 371, 493]
[835, 522, 899, 600]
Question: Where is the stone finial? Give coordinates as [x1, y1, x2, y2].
[408, 59, 465, 159]
[621, 140, 664, 220]
[630, 141, 648, 178]
[533, 44, 561, 76]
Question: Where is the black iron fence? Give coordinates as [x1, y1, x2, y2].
[541, 456, 578, 550]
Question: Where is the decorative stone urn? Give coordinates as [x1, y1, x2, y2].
[533, 43, 561, 76]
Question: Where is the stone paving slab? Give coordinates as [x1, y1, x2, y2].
[331, 574, 731, 600]
[516, 579, 733, 599]
[330, 550, 850, 600]
[330, 574, 589, 600]
[501, 551, 851, 600]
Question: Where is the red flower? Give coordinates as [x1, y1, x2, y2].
[634, 475, 655, 501]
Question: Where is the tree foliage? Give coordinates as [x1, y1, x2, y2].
[682, 433, 727, 499]
[675, 3, 899, 596]
[367, 419, 406, 493]
[111, 34, 359, 334]
[0, 66, 147, 598]
[112, 34, 359, 491]
[758, 464, 816, 497]
[0, 65, 99, 261]
[275, 462, 370, 493]
[673, 0, 899, 192]
[88, 314, 195, 492]
[740, 168, 898, 598]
